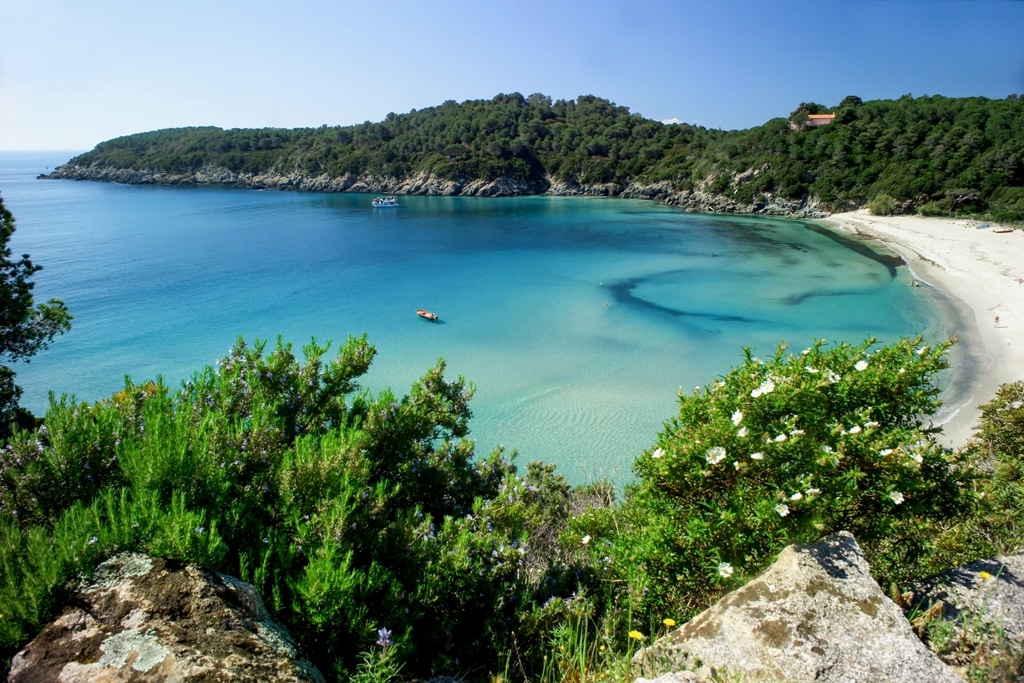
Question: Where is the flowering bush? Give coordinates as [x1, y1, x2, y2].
[607, 337, 972, 623]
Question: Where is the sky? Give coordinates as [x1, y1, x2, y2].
[2, 0, 1023, 151]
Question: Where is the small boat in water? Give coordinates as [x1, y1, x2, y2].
[416, 309, 439, 321]
[372, 196, 399, 208]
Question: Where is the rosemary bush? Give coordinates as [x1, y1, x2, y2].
[0, 336, 578, 677]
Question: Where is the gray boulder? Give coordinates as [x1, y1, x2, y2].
[909, 554, 1024, 677]
[634, 531, 960, 683]
[8, 552, 324, 683]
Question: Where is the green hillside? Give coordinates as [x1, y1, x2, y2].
[60, 92, 1024, 220]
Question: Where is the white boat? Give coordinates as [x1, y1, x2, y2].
[372, 196, 399, 208]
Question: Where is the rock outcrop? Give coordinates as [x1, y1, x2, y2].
[8, 552, 324, 683]
[41, 164, 830, 217]
[41, 164, 548, 198]
[633, 531, 960, 683]
[909, 554, 1024, 675]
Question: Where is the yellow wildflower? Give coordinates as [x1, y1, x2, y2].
[628, 630, 645, 641]
[663, 618, 677, 628]
[979, 571, 993, 580]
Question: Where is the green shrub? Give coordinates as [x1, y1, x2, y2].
[868, 193, 898, 215]
[602, 337, 972, 625]
[0, 336, 575, 679]
[936, 381, 1024, 564]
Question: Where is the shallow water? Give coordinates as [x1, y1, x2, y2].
[0, 152, 957, 484]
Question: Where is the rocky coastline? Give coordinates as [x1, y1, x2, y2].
[40, 163, 831, 219]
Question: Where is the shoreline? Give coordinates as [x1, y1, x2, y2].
[822, 209, 1024, 449]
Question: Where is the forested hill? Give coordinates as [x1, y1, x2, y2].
[47, 92, 1024, 220]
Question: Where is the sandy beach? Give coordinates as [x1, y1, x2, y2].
[823, 210, 1024, 449]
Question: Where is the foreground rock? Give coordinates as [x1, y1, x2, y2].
[634, 531, 959, 683]
[8, 552, 323, 683]
[910, 554, 1024, 677]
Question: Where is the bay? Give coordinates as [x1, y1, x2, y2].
[0, 152, 956, 484]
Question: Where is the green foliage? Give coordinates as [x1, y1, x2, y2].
[0, 336, 601, 679]
[868, 193, 898, 215]
[970, 381, 1024, 461]
[1, 332, 1017, 681]
[599, 338, 971, 626]
[62, 93, 1024, 220]
[935, 381, 1024, 564]
[0, 196, 72, 437]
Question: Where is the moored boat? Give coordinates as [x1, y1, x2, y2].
[416, 309, 439, 321]
[372, 196, 399, 208]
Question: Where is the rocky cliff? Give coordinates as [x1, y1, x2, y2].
[41, 164, 830, 218]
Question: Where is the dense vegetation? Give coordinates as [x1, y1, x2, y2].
[63, 92, 1024, 220]
[2, 329, 1023, 680]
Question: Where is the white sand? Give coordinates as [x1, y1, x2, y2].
[824, 209, 1024, 449]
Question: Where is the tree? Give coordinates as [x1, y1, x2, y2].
[0, 195, 72, 436]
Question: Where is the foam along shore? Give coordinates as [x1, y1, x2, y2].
[823, 209, 1024, 449]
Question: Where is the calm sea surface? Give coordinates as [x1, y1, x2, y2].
[0, 152, 956, 484]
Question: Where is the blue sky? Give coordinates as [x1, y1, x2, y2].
[2, 0, 1022, 151]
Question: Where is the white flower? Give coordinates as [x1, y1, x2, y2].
[733, 461, 740, 470]
[855, 360, 869, 371]
[732, 410, 744, 426]
[582, 535, 592, 545]
[910, 452, 923, 465]
[826, 370, 841, 384]
[889, 491, 905, 505]
[865, 421, 880, 429]
[737, 426, 748, 438]
[806, 488, 821, 496]
[898, 367, 906, 375]
[706, 446, 727, 465]
[751, 379, 775, 398]
[775, 503, 791, 517]
[652, 447, 665, 459]
[802, 348, 811, 356]
[718, 562, 734, 578]
[790, 429, 805, 437]
[805, 366, 819, 374]
[789, 492, 804, 501]
[879, 448, 894, 457]
[774, 433, 788, 443]
[820, 444, 833, 453]
[917, 345, 928, 356]
[848, 425, 862, 435]
[750, 452, 765, 461]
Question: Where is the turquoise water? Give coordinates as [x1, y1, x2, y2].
[0, 152, 955, 484]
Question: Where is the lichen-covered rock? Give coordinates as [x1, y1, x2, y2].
[8, 552, 324, 683]
[909, 554, 1024, 675]
[633, 531, 960, 683]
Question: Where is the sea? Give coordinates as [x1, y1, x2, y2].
[0, 152, 961, 485]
